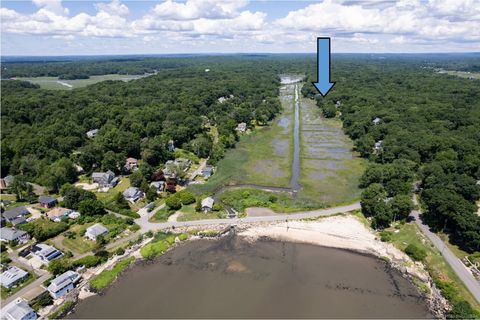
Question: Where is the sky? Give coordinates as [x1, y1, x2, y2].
[1, 0, 480, 56]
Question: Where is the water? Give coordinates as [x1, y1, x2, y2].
[69, 237, 431, 319]
[289, 84, 301, 192]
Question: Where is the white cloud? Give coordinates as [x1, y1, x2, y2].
[1, 0, 480, 54]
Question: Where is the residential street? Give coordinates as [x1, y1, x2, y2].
[411, 195, 480, 302]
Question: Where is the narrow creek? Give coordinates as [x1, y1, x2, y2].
[289, 83, 301, 193]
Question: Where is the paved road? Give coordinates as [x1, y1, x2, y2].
[3, 271, 50, 305]
[411, 195, 480, 302]
[135, 202, 361, 232]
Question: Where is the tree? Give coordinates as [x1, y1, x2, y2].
[165, 196, 182, 210]
[78, 199, 106, 216]
[130, 170, 145, 188]
[114, 192, 130, 209]
[178, 191, 196, 205]
[389, 194, 413, 222]
[146, 186, 158, 202]
[47, 258, 72, 275]
[9, 175, 36, 202]
[62, 185, 96, 210]
[40, 158, 77, 192]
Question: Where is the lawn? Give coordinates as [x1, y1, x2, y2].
[177, 204, 221, 221]
[150, 206, 174, 222]
[96, 177, 131, 201]
[385, 222, 480, 311]
[17, 74, 150, 90]
[47, 223, 96, 255]
[89, 256, 135, 292]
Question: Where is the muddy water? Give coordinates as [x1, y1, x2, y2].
[290, 84, 301, 192]
[69, 237, 431, 319]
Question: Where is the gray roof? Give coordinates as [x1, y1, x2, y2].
[38, 196, 57, 205]
[2, 206, 29, 220]
[3, 175, 14, 186]
[1, 298, 36, 320]
[123, 187, 142, 198]
[86, 223, 108, 237]
[47, 270, 80, 293]
[0, 227, 28, 241]
[0, 266, 28, 288]
[10, 216, 27, 226]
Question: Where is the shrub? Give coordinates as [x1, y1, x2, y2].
[212, 203, 223, 211]
[31, 291, 53, 311]
[404, 244, 427, 261]
[73, 255, 103, 268]
[380, 230, 393, 242]
[448, 300, 478, 319]
[89, 257, 134, 292]
[165, 196, 182, 210]
[178, 233, 188, 241]
[115, 248, 125, 256]
[178, 191, 196, 205]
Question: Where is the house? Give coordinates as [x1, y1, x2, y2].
[31, 244, 63, 263]
[47, 270, 81, 299]
[92, 170, 119, 188]
[372, 117, 382, 125]
[3, 175, 14, 187]
[0, 266, 29, 289]
[38, 196, 57, 208]
[2, 206, 29, 223]
[235, 122, 247, 133]
[85, 223, 108, 241]
[150, 181, 165, 193]
[123, 187, 144, 203]
[46, 207, 71, 222]
[10, 216, 27, 226]
[0, 227, 30, 243]
[86, 129, 99, 138]
[124, 157, 138, 171]
[0, 298, 37, 320]
[217, 94, 234, 103]
[201, 197, 214, 212]
[374, 140, 383, 152]
[201, 166, 214, 179]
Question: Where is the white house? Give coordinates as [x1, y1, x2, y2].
[85, 223, 108, 241]
[201, 197, 215, 212]
[0, 266, 29, 289]
[123, 187, 144, 203]
[47, 270, 81, 299]
[86, 129, 99, 138]
[0, 298, 37, 320]
[31, 244, 63, 263]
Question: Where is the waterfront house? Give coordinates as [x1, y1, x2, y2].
[31, 244, 63, 263]
[201, 197, 215, 212]
[85, 223, 108, 241]
[0, 298, 37, 320]
[124, 157, 138, 171]
[0, 227, 30, 243]
[47, 270, 81, 299]
[235, 122, 247, 133]
[46, 207, 71, 222]
[38, 196, 57, 208]
[86, 129, 99, 138]
[92, 170, 119, 188]
[0, 266, 29, 289]
[201, 166, 214, 179]
[2, 206, 29, 223]
[123, 187, 144, 203]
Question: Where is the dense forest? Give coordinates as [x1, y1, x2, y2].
[1, 56, 316, 193]
[303, 56, 480, 254]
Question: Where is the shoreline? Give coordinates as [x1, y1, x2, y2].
[63, 214, 447, 319]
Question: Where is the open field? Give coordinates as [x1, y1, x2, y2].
[190, 84, 294, 194]
[15, 74, 150, 90]
[437, 70, 480, 80]
[298, 96, 366, 205]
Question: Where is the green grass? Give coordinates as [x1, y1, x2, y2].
[177, 205, 221, 221]
[386, 222, 480, 310]
[17, 74, 149, 90]
[140, 233, 186, 259]
[48, 300, 74, 320]
[96, 177, 131, 201]
[0, 272, 36, 299]
[89, 256, 135, 292]
[150, 206, 174, 222]
[220, 188, 324, 213]
[298, 95, 366, 205]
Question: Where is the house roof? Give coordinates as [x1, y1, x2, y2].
[86, 223, 108, 237]
[201, 197, 214, 208]
[32, 243, 63, 260]
[1, 298, 35, 320]
[46, 207, 70, 219]
[10, 216, 27, 226]
[202, 166, 213, 173]
[123, 187, 142, 198]
[3, 175, 14, 186]
[38, 195, 57, 205]
[47, 270, 80, 293]
[2, 206, 29, 220]
[0, 266, 28, 288]
[0, 227, 28, 241]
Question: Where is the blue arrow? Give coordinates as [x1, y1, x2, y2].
[312, 37, 335, 97]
